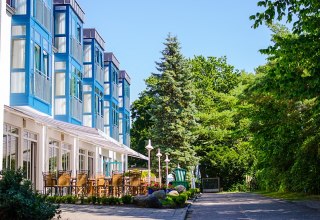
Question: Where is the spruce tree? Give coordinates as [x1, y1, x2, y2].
[146, 34, 198, 172]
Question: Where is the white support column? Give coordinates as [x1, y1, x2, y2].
[72, 137, 78, 175]
[38, 124, 47, 191]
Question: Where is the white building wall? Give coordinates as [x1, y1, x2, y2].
[0, 0, 13, 171]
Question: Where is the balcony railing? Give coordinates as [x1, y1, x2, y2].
[31, 70, 52, 104]
[71, 96, 83, 121]
[71, 38, 83, 63]
[96, 114, 104, 131]
[94, 64, 104, 86]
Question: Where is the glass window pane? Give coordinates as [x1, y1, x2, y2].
[83, 85, 91, 92]
[11, 39, 26, 69]
[83, 94, 91, 113]
[15, 0, 27, 14]
[55, 72, 65, 96]
[84, 45, 91, 62]
[43, 50, 49, 76]
[55, 98, 66, 115]
[55, 12, 65, 34]
[11, 72, 25, 93]
[104, 83, 110, 95]
[55, 37, 66, 53]
[55, 61, 66, 70]
[34, 44, 41, 71]
[12, 25, 26, 36]
[83, 115, 92, 127]
[84, 65, 92, 78]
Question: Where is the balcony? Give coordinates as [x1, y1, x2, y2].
[71, 38, 83, 63]
[31, 70, 52, 104]
[94, 64, 104, 86]
[71, 96, 83, 121]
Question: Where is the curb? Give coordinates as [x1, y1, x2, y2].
[180, 194, 200, 220]
[291, 200, 320, 211]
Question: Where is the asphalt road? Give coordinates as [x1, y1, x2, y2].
[187, 192, 320, 220]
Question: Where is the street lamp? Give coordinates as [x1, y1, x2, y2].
[156, 148, 162, 188]
[164, 153, 170, 188]
[145, 139, 153, 185]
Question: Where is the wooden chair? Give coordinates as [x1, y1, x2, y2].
[127, 170, 142, 196]
[43, 172, 57, 195]
[75, 170, 88, 197]
[110, 170, 124, 197]
[96, 173, 108, 197]
[57, 170, 72, 196]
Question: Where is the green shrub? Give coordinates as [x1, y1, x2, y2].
[121, 195, 132, 204]
[87, 196, 92, 204]
[80, 196, 85, 204]
[101, 196, 108, 205]
[96, 197, 101, 205]
[92, 196, 97, 204]
[55, 196, 62, 204]
[108, 197, 121, 205]
[65, 195, 76, 204]
[0, 169, 60, 220]
[160, 196, 176, 208]
[46, 196, 56, 203]
[168, 194, 187, 207]
[60, 196, 67, 203]
[180, 192, 188, 201]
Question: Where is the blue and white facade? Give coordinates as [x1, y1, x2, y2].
[0, 0, 143, 192]
[83, 28, 104, 131]
[10, 0, 53, 115]
[119, 70, 131, 147]
[53, 0, 84, 125]
[103, 52, 120, 141]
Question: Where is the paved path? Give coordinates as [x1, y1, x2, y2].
[187, 192, 320, 220]
[56, 204, 187, 220]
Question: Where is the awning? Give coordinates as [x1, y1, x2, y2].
[5, 106, 148, 161]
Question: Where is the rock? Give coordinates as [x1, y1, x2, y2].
[133, 195, 162, 208]
[152, 190, 166, 200]
[175, 185, 186, 193]
[168, 190, 179, 196]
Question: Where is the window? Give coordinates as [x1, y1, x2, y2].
[3, 124, 19, 170]
[55, 61, 66, 70]
[76, 24, 81, 42]
[55, 37, 66, 53]
[34, 44, 41, 71]
[84, 45, 91, 62]
[23, 131, 37, 180]
[48, 140, 59, 172]
[104, 108, 109, 125]
[55, 12, 65, 34]
[95, 47, 99, 63]
[104, 66, 109, 82]
[62, 144, 71, 171]
[55, 98, 66, 115]
[84, 65, 92, 78]
[83, 94, 91, 113]
[83, 85, 92, 92]
[88, 151, 94, 178]
[11, 72, 25, 93]
[43, 50, 49, 76]
[83, 115, 92, 127]
[12, 25, 26, 36]
[15, 0, 27, 14]
[104, 83, 110, 95]
[79, 149, 86, 170]
[11, 39, 26, 69]
[55, 72, 65, 96]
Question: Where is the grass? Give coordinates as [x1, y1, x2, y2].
[253, 191, 320, 201]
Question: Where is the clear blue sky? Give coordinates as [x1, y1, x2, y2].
[77, 0, 271, 102]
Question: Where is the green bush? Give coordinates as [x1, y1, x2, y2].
[91, 196, 97, 204]
[96, 197, 101, 205]
[108, 197, 121, 205]
[0, 169, 60, 220]
[160, 196, 176, 208]
[65, 195, 77, 204]
[101, 196, 108, 205]
[121, 195, 132, 204]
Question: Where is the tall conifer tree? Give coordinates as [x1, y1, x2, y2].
[146, 34, 198, 171]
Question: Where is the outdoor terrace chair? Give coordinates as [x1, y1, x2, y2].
[75, 170, 89, 197]
[57, 170, 72, 196]
[126, 170, 142, 196]
[95, 173, 109, 197]
[110, 170, 124, 197]
[42, 172, 57, 196]
[172, 167, 189, 189]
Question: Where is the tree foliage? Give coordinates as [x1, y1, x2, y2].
[190, 56, 256, 189]
[0, 169, 60, 219]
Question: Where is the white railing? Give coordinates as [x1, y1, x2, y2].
[32, 70, 51, 103]
[94, 64, 104, 86]
[71, 96, 83, 121]
[71, 38, 83, 63]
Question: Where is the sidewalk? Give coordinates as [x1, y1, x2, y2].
[55, 204, 189, 220]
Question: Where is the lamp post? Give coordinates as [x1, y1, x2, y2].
[164, 153, 170, 188]
[145, 139, 153, 185]
[156, 148, 162, 188]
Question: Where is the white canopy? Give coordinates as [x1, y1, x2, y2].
[5, 106, 148, 161]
